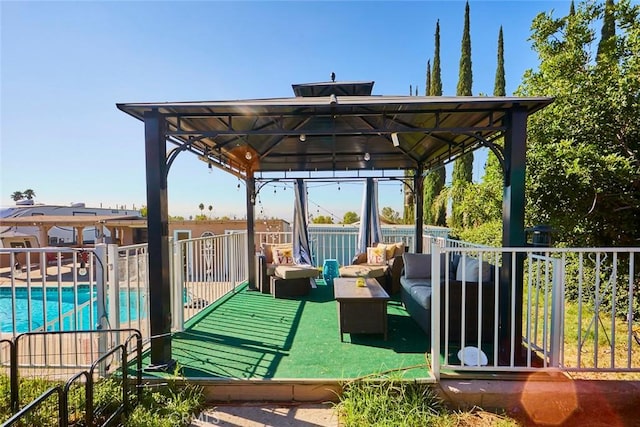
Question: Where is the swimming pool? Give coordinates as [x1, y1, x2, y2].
[0, 285, 148, 333]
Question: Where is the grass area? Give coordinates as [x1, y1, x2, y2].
[0, 372, 204, 426]
[527, 297, 640, 380]
[335, 377, 519, 426]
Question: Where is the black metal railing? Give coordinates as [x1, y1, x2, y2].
[1, 329, 142, 427]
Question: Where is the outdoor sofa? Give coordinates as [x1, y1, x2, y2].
[400, 252, 498, 346]
[338, 242, 406, 294]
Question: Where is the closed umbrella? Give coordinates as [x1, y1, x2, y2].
[357, 177, 383, 254]
[292, 178, 313, 265]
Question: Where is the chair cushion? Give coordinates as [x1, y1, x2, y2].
[402, 253, 432, 279]
[274, 264, 319, 280]
[339, 264, 386, 278]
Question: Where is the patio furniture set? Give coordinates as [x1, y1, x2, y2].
[256, 242, 497, 343]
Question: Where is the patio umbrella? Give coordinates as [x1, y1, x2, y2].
[357, 177, 383, 254]
[292, 178, 313, 265]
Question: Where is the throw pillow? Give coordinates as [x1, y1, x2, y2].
[366, 246, 387, 265]
[383, 242, 405, 260]
[402, 253, 432, 279]
[456, 256, 492, 282]
[272, 246, 294, 265]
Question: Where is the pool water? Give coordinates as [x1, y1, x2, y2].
[0, 285, 148, 333]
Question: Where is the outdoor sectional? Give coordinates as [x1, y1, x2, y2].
[400, 252, 498, 346]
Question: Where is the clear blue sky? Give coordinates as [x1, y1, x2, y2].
[1, 1, 571, 222]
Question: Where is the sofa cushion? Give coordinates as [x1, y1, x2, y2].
[402, 253, 432, 279]
[339, 264, 386, 278]
[366, 246, 387, 265]
[274, 264, 319, 280]
[272, 246, 295, 265]
[456, 256, 491, 282]
[382, 242, 405, 260]
[407, 284, 433, 308]
[400, 276, 432, 292]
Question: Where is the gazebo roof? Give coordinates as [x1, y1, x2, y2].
[117, 84, 552, 179]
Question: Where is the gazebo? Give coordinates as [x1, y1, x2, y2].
[117, 80, 553, 369]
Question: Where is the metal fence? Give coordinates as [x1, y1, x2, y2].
[428, 243, 640, 378]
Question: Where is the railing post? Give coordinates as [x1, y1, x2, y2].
[172, 239, 184, 331]
[550, 256, 564, 368]
[431, 243, 441, 381]
[94, 244, 108, 376]
[107, 244, 121, 345]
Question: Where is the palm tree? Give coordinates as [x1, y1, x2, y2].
[11, 191, 23, 202]
[208, 205, 213, 219]
[198, 203, 205, 218]
[23, 189, 36, 200]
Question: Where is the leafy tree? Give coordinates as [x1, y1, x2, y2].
[451, 1, 474, 228]
[23, 189, 36, 200]
[312, 215, 334, 224]
[140, 205, 148, 217]
[517, 0, 640, 247]
[194, 214, 208, 221]
[11, 191, 23, 201]
[597, 0, 616, 59]
[342, 211, 359, 224]
[381, 206, 401, 224]
[169, 215, 184, 221]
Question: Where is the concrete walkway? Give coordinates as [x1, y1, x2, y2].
[190, 403, 339, 427]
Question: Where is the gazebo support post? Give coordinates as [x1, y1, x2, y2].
[414, 165, 425, 253]
[500, 106, 528, 364]
[246, 174, 257, 290]
[144, 109, 175, 371]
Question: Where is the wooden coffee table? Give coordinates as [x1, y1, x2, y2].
[334, 277, 390, 341]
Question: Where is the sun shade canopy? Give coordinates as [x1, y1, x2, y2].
[117, 83, 552, 179]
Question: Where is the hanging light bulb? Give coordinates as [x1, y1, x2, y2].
[78, 252, 88, 276]
[245, 152, 253, 160]
[364, 152, 371, 161]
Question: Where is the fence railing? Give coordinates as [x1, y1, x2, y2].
[1, 329, 142, 426]
[428, 244, 640, 378]
[256, 225, 449, 267]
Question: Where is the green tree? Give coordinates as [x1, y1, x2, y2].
[11, 191, 23, 202]
[451, 0, 474, 228]
[425, 59, 431, 96]
[198, 203, 204, 217]
[22, 189, 36, 200]
[430, 20, 442, 96]
[381, 207, 401, 224]
[517, 0, 640, 247]
[140, 205, 148, 217]
[194, 214, 208, 221]
[494, 26, 505, 96]
[208, 205, 213, 219]
[597, 0, 616, 59]
[342, 211, 359, 224]
[312, 215, 334, 224]
[422, 19, 446, 226]
[403, 171, 415, 224]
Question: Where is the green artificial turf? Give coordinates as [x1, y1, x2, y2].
[150, 280, 432, 380]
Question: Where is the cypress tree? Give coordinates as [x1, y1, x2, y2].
[430, 20, 442, 96]
[456, 1, 473, 96]
[451, 0, 474, 228]
[597, 0, 616, 60]
[569, 0, 575, 16]
[423, 21, 446, 225]
[494, 26, 506, 97]
[425, 60, 431, 96]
